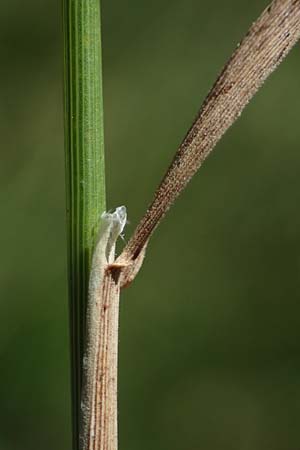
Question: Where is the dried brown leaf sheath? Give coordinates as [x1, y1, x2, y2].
[80, 208, 126, 450]
[81, 1, 300, 449]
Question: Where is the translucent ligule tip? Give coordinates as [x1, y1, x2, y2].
[114, 206, 127, 234]
[100, 207, 127, 264]
[102, 206, 127, 234]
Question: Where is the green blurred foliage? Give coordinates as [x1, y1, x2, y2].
[0, 1, 300, 449]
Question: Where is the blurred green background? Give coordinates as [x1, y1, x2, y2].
[1, 1, 300, 449]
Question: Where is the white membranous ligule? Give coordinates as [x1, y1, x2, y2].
[88, 206, 127, 293]
[101, 206, 127, 263]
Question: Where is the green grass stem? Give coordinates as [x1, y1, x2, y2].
[63, 1, 106, 449]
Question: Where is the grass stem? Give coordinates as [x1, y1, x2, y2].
[63, 1, 106, 448]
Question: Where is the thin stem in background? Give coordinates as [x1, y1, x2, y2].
[63, 1, 106, 449]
